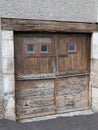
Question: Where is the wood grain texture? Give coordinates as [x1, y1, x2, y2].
[15, 35, 56, 79]
[57, 34, 90, 75]
[16, 79, 55, 118]
[57, 76, 89, 113]
[1, 18, 97, 32]
[15, 33, 90, 78]
[54, 77, 58, 112]
[15, 32, 90, 119]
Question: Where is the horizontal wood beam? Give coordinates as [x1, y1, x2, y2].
[16, 72, 90, 80]
[1, 18, 97, 33]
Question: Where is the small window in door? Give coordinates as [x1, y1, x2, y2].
[68, 44, 76, 52]
[39, 43, 51, 54]
[41, 44, 48, 52]
[27, 44, 34, 52]
[24, 43, 36, 54]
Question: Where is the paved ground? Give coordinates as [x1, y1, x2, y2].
[0, 113, 98, 130]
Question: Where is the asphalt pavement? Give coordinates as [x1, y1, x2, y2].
[0, 113, 98, 130]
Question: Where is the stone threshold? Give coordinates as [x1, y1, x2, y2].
[20, 109, 94, 123]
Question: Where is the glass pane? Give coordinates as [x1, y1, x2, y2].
[27, 44, 34, 52]
[41, 45, 48, 52]
[68, 44, 76, 52]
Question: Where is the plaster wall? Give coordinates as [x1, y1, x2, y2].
[95, 0, 98, 22]
[91, 33, 98, 111]
[0, 0, 97, 22]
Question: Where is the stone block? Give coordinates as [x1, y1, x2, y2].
[4, 94, 15, 120]
[92, 87, 98, 112]
[91, 33, 98, 59]
[92, 99, 98, 112]
[91, 59, 98, 88]
[2, 39, 14, 59]
[2, 31, 13, 40]
[2, 58, 14, 74]
[3, 74, 16, 120]
[3, 74, 15, 94]
[92, 87, 98, 98]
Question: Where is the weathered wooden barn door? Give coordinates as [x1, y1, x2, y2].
[15, 33, 57, 119]
[56, 34, 90, 113]
[15, 33, 90, 119]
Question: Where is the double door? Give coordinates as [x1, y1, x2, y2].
[15, 33, 90, 119]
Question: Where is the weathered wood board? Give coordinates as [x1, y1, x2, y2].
[15, 32, 90, 119]
[57, 76, 89, 113]
[1, 18, 97, 33]
[16, 79, 55, 119]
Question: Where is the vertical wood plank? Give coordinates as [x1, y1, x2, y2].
[54, 77, 58, 113]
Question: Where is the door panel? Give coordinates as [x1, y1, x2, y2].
[57, 34, 90, 75]
[58, 57, 68, 73]
[24, 57, 39, 74]
[39, 57, 55, 74]
[16, 79, 55, 119]
[57, 76, 89, 113]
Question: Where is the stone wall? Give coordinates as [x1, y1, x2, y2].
[91, 33, 98, 111]
[0, 19, 4, 119]
[0, 0, 96, 22]
[0, 21, 98, 120]
[1, 30, 15, 120]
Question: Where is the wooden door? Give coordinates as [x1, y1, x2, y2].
[15, 33, 90, 119]
[56, 34, 90, 75]
[15, 33, 56, 119]
[56, 34, 90, 113]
